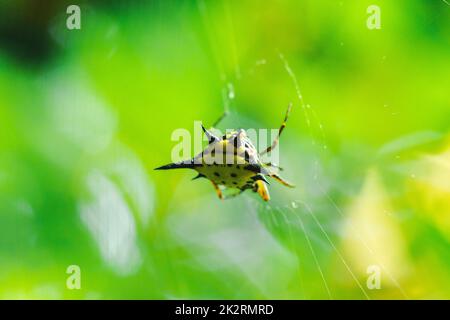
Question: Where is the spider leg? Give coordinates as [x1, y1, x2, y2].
[212, 111, 229, 128]
[263, 162, 284, 171]
[253, 180, 270, 201]
[269, 173, 295, 188]
[259, 103, 292, 155]
[210, 181, 223, 200]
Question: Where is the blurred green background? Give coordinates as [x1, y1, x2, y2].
[0, 0, 449, 299]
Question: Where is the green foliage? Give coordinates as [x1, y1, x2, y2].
[0, 0, 449, 299]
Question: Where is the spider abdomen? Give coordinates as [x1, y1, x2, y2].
[195, 164, 256, 189]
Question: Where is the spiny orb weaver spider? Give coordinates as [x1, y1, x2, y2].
[155, 104, 295, 201]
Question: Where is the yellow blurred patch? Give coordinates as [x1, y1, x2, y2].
[409, 145, 450, 241]
[343, 169, 410, 287]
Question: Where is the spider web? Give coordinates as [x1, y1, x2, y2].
[192, 0, 409, 300]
